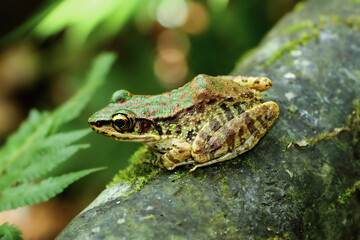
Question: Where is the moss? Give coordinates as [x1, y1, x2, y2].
[282, 21, 316, 34]
[107, 146, 162, 193]
[293, 1, 305, 12]
[253, 233, 291, 240]
[348, 0, 360, 5]
[287, 104, 298, 114]
[169, 169, 189, 181]
[221, 176, 229, 196]
[265, 235, 290, 240]
[337, 180, 360, 204]
[283, 99, 360, 147]
[242, 157, 261, 173]
[264, 14, 360, 69]
[328, 179, 360, 210]
[262, 30, 319, 68]
[318, 15, 327, 28]
[278, 136, 297, 151]
[305, 128, 346, 146]
[140, 214, 156, 220]
[315, 14, 360, 32]
[349, 99, 360, 144]
[330, 14, 360, 31]
[330, 15, 342, 24]
[285, 169, 293, 178]
[280, 98, 359, 147]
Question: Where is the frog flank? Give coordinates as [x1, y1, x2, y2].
[88, 74, 279, 172]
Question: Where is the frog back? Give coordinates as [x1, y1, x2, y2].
[150, 74, 264, 142]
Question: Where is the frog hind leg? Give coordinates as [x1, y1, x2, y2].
[191, 101, 279, 172]
[217, 75, 272, 92]
[159, 139, 194, 170]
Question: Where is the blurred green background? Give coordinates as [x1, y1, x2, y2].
[0, 0, 301, 238]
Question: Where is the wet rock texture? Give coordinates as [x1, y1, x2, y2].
[58, 0, 360, 239]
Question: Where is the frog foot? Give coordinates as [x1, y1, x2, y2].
[160, 139, 193, 170]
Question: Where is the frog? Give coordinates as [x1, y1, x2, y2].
[88, 74, 279, 172]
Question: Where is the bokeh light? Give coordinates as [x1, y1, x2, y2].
[156, 29, 190, 57]
[181, 2, 209, 34]
[154, 46, 188, 88]
[156, 0, 188, 28]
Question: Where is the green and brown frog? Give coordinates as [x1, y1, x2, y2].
[88, 74, 279, 172]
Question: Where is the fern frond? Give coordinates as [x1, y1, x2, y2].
[6, 129, 90, 171]
[0, 222, 22, 240]
[5, 129, 90, 172]
[0, 143, 90, 192]
[0, 53, 115, 175]
[41, 128, 91, 148]
[0, 168, 104, 212]
[0, 53, 116, 213]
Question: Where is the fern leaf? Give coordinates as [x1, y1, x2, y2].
[0, 168, 104, 212]
[0, 129, 91, 191]
[41, 128, 91, 148]
[6, 129, 90, 171]
[0, 53, 115, 175]
[20, 144, 90, 181]
[0, 223, 22, 240]
[0, 53, 115, 212]
[0, 144, 90, 192]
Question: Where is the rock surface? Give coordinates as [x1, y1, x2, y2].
[57, 0, 360, 239]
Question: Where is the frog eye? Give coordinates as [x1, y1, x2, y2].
[111, 114, 134, 132]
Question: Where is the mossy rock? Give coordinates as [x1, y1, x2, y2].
[57, 0, 360, 239]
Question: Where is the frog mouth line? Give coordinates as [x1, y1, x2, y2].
[108, 133, 161, 142]
[90, 125, 161, 142]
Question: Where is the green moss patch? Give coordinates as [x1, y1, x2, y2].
[107, 146, 162, 193]
[282, 21, 316, 34]
[263, 15, 360, 69]
[264, 30, 319, 68]
[337, 180, 360, 204]
[285, 99, 360, 148]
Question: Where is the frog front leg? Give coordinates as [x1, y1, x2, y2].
[191, 101, 279, 172]
[160, 139, 194, 170]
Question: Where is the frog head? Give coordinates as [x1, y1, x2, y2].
[88, 90, 162, 142]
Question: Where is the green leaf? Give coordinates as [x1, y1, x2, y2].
[0, 128, 91, 191]
[0, 222, 23, 240]
[0, 52, 116, 212]
[34, 0, 141, 47]
[0, 168, 105, 212]
[6, 128, 90, 172]
[0, 53, 115, 175]
[0, 144, 89, 192]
